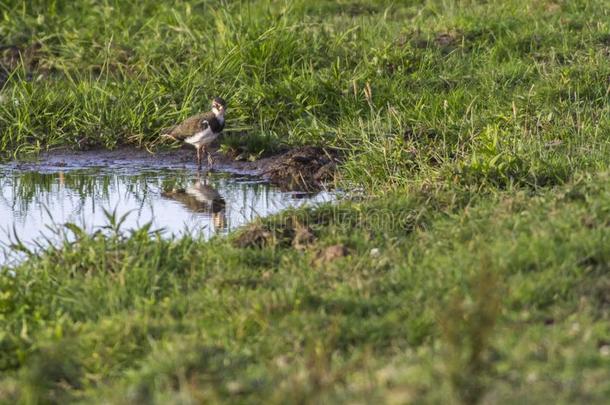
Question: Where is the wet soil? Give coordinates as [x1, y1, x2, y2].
[6, 145, 339, 192]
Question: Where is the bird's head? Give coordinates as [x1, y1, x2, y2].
[211, 97, 227, 117]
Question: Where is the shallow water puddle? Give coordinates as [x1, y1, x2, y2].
[0, 167, 333, 264]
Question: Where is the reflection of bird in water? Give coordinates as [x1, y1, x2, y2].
[161, 175, 227, 231]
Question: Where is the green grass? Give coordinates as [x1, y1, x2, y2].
[1, 0, 610, 403]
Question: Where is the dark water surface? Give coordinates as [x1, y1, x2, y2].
[0, 166, 333, 264]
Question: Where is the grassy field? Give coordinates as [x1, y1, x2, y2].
[1, 0, 610, 403]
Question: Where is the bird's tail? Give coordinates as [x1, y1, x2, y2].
[159, 125, 179, 142]
[160, 126, 175, 136]
[147, 129, 177, 150]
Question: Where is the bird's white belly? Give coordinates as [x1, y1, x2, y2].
[185, 128, 218, 147]
[186, 184, 221, 203]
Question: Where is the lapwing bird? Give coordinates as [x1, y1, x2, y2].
[163, 97, 227, 170]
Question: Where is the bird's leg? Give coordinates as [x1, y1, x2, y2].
[201, 146, 207, 171]
[196, 146, 203, 171]
[206, 147, 214, 169]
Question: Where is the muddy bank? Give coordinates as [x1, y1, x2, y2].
[5, 145, 339, 192]
[258, 146, 339, 192]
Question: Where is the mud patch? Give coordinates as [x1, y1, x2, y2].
[402, 30, 463, 53]
[261, 146, 339, 192]
[434, 32, 461, 48]
[232, 219, 316, 250]
[232, 223, 276, 249]
[313, 244, 350, 265]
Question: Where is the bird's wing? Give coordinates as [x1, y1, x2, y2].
[198, 111, 216, 123]
[165, 112, 215, 141]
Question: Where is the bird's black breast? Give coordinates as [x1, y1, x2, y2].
[206, 116, 225, 133]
